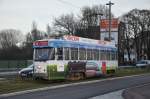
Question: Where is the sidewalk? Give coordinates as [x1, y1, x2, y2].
[123, 83, 150, 99]
[89, 90, 124, 99]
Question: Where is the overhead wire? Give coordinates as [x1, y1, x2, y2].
[56, 0, 80, 9]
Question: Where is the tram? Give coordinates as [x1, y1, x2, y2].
[33, 35, 118, 80]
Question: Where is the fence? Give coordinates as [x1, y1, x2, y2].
[0, 60, 33, 69]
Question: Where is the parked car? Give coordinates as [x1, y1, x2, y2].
[136, 60, 150, 67]
[18, 64, 33, 78]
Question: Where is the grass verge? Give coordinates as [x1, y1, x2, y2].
[115, 67, 150, 77]
[0, 67, 150, 94]
[0, 78, 47, 94]
[0, 77, 67, 94]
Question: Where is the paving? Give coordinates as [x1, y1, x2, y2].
[123, 83, 150, 99]
[89, 90, 124, 99]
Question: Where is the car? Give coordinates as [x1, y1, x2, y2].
[136, 60, 150, 67]
[18, 64, 33, 78]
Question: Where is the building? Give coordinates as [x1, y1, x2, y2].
[100, 18, 118, 45]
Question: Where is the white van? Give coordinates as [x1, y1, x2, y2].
[136, 60, 150, 67]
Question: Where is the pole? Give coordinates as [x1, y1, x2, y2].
[106, 1, 114, 41]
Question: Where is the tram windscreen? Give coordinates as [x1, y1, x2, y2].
[34, 48, 55, 61]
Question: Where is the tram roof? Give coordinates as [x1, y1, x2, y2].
[33, 39, 117, 51]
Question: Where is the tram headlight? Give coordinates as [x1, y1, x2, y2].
[37, 66, 41, 69]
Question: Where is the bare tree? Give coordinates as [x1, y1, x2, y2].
[0, 29, 23, 49]
[0, 29, 25, 60]
[75, 4, 113, 39]
[120, 9, 150, 61]
[24, 22, 48, 59]
[80, 4, 111, 24]
[118, 22, 126, 65]
[54, 13, 77, 35]
[46, 24, 51, 37]
[28, 21, 48, 42]
[53, 4, 113, 39]
[138, 10, 150, 59]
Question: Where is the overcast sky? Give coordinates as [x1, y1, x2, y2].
[0, 0, 150, 33]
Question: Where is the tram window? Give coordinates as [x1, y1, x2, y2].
[95, 49, 99, 60]
[93, 49, 97, 60]
[106, 51, 110, 60]
[57, 48, 63, 60]
[34, 48, 55, 61]
[87, 49, 90, 60]
[90, 49, 93, 60]
[106, 51, 108, 60]
[100, 50, 106, 60]
[92, 49, 95, 60]
[64, 48, 69, 60]
[99, 50, 101, 60]
[110, 51, 112, 60]
[87, 49, 93, 60]
[111, 52, 116, 60]
[116, 52, 118, 60]
[71, 48, 78, 60]
[104, 51, 107, 60]
[79, 48, 86, 60]
[50, 48, 55, 60]
[86, 62, 98, 70]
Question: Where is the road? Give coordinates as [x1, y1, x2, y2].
[1, 74, 150, 99]
[0, 71, 18, 80]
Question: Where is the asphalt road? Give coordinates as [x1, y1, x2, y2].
[1, 74, 150, 99]
[123, 83, 150, 99]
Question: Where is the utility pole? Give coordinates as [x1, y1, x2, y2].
[106, 1, 114, 41]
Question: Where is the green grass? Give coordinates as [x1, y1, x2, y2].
[1, 67, 150, 94]
[115, 67, 150, 77]
[0, 79, 47, 94]
[0, 76, 69, 94]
